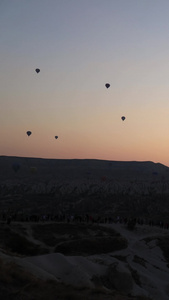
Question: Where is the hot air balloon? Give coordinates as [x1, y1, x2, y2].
[55, 136, 58, 139]
[105, 83, 110, 89]
[26, 131, 32, 136]
[35, 68, 40, 73]
[12, 162, 20, 173]
[121, 116, 126, 121]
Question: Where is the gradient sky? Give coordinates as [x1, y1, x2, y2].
[1, 0, 169, 166]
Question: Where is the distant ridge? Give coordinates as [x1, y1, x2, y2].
[0, 156, 169, 182]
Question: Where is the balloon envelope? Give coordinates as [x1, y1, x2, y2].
[35, 68, 40, 73]
[26, 131, 32, 136]
[105, 83, 110, 88]
[55, 136, 58, 139]
[121, 116, 126, 121]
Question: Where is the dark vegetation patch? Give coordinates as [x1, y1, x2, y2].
[32, 223, 120, 241]
[55, 236, 127, 256]
[5, 232, 48, 256]
[0, 225, 48, 256]
[11, 223, 28, 236]
[0, 223, 127, 256]
[32, 223, 128, 255]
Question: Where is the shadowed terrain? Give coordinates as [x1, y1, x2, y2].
[1, 156, 169, 221]
[1, 156, 169, 299]
[0, 221, 158, 300]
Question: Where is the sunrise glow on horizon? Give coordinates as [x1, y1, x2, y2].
[1, 1, 169, 167]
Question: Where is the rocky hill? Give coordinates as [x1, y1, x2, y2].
[1, 156, 169, 221]
[1, 156, 169, 299]
[0, 156, 169, 183]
